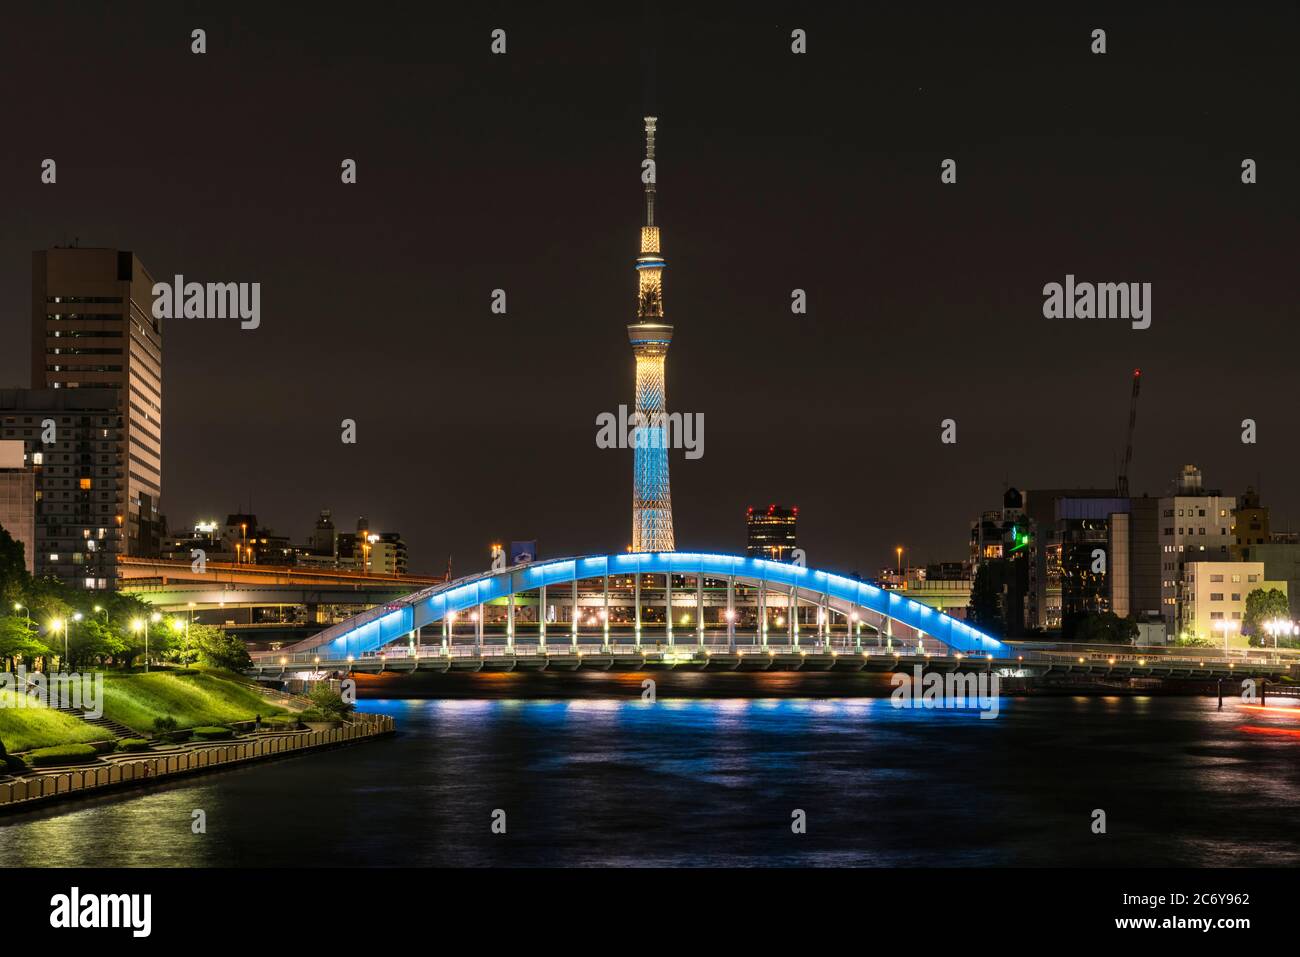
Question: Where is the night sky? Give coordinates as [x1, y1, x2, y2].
[1, 2, 1296, 576]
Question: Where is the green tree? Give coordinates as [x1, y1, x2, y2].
[968, 563, 1002, 634]
[0, 615, 48, 670]
[308, 681, 354, 719]
[0, 522, 29, 590]
[1243, 588, 1292, 647]
[1069, 611, 1139, 644]
[187, 624, 252, 671]
[65, 618, 126, 670]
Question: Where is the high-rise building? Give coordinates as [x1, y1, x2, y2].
[1158, 465, 1235, 634]
[1182, 560, 1279, 647]
[628, 116, 675, 553]
[1022, 488, 1123, 631]
[746, 505, 798, 561]
[1231, 486, 1270, 558]
[336, 517, 408, 575]
[0, 388, 125, 587]
[309, 509, 337, 557]
[1019, 488, 1161, 634]
[1240, 540, 1300, 621]
[970, 487, 1027, 566]
[32, 247, 163, 557]
[0, 440, 36, 574]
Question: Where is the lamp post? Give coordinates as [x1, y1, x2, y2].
[131, 613, 161, 671]
[170, 616, 185, 665]
[1215, 619, 1238, 654]
[49, 617, 68, 666]
[13, 602, 30, 625]
[1263, 618, 1295, 653]
[131, 618, 145, 671]
[150, 612, 161, 670]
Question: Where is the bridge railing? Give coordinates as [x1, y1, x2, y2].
[1020, 646, 1295, 668]
[255, 641, 931, 667]
[250, 641, 1296, 671]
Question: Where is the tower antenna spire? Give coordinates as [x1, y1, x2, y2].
[643, 116, 657, 227]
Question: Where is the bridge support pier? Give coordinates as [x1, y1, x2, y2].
[507, 589, 515, 651]
[476, 603, 483, 655]
[789, 585, 797, 648]
[666, 572, 674, 648]
[603, 573, 610, 651]
[634, 573, 641, 649]
[727, 576, 735, 651]
[539, 584, 547, 650]
[697, 574, 704, 648]
[571, 578, 578, 650]
[758, 580, 767, 648]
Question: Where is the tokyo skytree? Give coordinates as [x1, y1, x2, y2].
[628, 116, 675, 552]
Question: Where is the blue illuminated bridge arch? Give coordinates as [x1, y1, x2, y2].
[270, 553, 1005, 662]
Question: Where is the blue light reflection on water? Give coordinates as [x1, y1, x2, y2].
[3, 695, 1298, 867]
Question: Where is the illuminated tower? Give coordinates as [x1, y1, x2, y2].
[628, 116, 675, 552]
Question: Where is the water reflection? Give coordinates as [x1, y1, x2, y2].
[3, 695, 1299, 867]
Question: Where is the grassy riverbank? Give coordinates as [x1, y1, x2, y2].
[102, 670, 286, 734]
[0, 691, 106, 752]
[0, 669, 288, 754]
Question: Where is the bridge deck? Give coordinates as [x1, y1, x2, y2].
[251, 642, 1295, 680]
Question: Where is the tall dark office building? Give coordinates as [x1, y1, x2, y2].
[32, 247, 163, 558]
[746, 505, 798, 562]
[0, 388, 125, 587]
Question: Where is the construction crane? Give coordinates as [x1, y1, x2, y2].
[1117, 368, 1142, 497]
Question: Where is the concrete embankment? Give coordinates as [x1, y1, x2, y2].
[0, 713, 394, 814]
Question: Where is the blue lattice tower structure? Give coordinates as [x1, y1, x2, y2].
[628, 116, 675, 552]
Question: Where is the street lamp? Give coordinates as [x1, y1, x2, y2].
[1214, 619, 1238, 654]
[12, 602, 30, 625]
[49, 617, 68, 663]
[1262, 617, 1295, 651]
[131, 617, 151, 672]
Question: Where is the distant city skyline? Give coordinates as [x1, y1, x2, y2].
[0, 5, 1295, 576]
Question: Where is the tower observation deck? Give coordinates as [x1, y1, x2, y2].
[628, 116, 675, 552]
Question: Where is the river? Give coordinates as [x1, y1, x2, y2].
[2, 694, 1297, 866]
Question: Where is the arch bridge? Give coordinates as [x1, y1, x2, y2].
[253, 553, 1004, 666]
